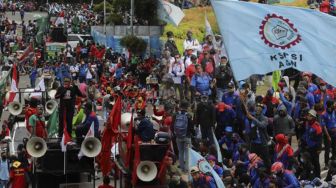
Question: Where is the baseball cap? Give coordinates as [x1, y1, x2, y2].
[190, 166, 200, 174]
[308, 109, 317, 118]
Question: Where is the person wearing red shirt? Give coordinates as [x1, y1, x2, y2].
[185, 55, 198, 102]
[98, 176, 114, 188]
[320, 0, 330, 13]
[9, 161, 28, 188]
[24, 98, 38, 134]
[0, 123, 10, 140]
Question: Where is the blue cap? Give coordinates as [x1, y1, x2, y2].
[225, 126, 233, 133]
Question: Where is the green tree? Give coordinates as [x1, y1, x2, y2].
[120, 35, 147, 55]
[93, 0, 158, 25]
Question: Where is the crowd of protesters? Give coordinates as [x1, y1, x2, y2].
[0, 2, 336, 188]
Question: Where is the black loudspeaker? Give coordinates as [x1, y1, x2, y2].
[37, 142, 94, 173]
[139, 144, 169, 162]
[51, 27, 67, 43]
[36, 172, 80, 188]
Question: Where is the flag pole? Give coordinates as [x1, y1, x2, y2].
[64, 150, 66, 175]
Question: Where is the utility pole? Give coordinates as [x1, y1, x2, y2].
[104, 0, 106, 34]
[130, 0, 134, 35]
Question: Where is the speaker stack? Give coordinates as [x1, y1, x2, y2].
[25, 136, 102, 188]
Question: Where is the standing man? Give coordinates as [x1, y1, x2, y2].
[55, 77, 85, 138]
[0, 153, 9, 188]
[169, 54, 185, 101]
[301, 109, 322, 178]
[247, 103, 271, 169]
[75, 102, 99, 144]
[196, 95, 216, 145]
[183, 30, 200, 56]
[172, 100, 194, 173]
[29, 105, 47, 139]
[164, 31, 179, 57]
[321, 100, 336, 169]
[20, 8, 24, 21]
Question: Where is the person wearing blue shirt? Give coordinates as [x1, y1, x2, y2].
[207, 155, 224, 179]
[75, 102, 99, 145]
[215, 102, 236, 138]
[190, 64, 212, 96]
[135, 109, 155, 142]
[190, 166, 217, 188]
[252, 167, 270, 188]
[321, 100, 336, 167]
[0, 153, 9, 188]
[271, 162, 300, 188]
[29, 68, 38, 88]
[78, 62, 88, 83]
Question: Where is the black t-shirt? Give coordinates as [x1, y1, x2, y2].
[55, 85, 83, 110]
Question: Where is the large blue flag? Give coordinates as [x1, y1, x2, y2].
[211, 0, 336, 87]
[189, 148, 225, 188]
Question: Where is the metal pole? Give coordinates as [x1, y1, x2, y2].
[130, 0, 134, 35]
[104, 0, 106, 34]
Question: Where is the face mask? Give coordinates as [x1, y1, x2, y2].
[321, 86, 326, 90]
[168, 37, 174, 41]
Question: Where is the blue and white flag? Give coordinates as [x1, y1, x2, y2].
[189, 148, 225, 188]
[158, 0, 185, 27]
[211, 0, 336, 87]
[211, 129, 223, 163]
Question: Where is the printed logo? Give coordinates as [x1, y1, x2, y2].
[197, 159, 212, 173]
[260, 14, 301, 49]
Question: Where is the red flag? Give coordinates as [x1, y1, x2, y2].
[61, 111, 71, 152]
[18, 44, 34, 62]
[132, 135, 140, 185]
[125, 113, 133, 168]
[8, 64, 18, 103]
[157, 149, 170, 184]
[99, 96, 122, 176]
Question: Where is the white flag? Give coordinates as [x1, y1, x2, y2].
[212, 0, 336, 87]
[158, 0, 185, 27]
[30, 77, 45, 99]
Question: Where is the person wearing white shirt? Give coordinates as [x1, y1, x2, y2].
[169, 54, 185, 101]
[70, 63, 79, 81]
[183, 31, 201, 56]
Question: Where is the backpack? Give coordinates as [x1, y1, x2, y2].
[174, 111, 188, 138]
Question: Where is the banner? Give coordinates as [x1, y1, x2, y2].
[46, 42, 67, 59]
[211, 0, 336, 87]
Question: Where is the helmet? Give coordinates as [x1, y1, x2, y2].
[271, 162, 284, 174]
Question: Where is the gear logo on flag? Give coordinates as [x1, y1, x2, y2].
[197, 159, 212, 173]
[259, 14, 301, 49]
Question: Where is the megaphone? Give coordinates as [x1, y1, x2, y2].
[136, 161, 158, 182]
[26, 137, 47, 158]
[48, 89, 57, 99]
[81, 137, 102, 158]
[8, 101, 23, 116]
[45, 100, 57, 114]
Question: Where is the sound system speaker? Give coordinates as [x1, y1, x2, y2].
[36, 172, 80, 188]
[139, 144, 169, 162]
[37, 142, 94, 173]
[51, 27, 67, 43]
